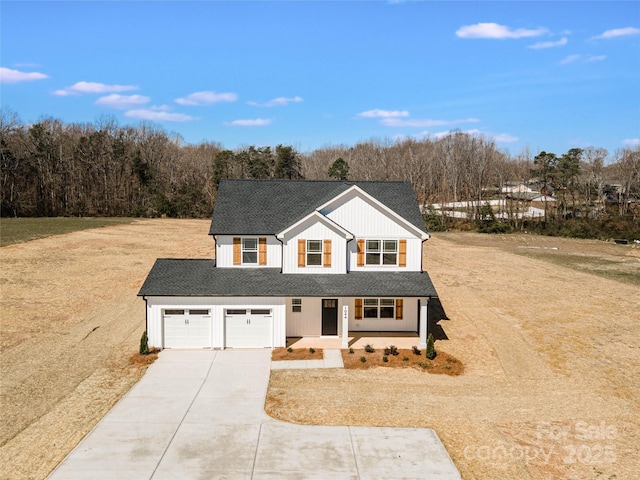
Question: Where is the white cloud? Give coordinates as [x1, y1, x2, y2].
[225, 118, 272, 127]
[456, 22, 547, 39]
[381, 117, 479, 128]
[248, 96, 303, 107]
[95, 94, 150, 109]
[494, 133, 519, 143]
[559, 54, 581, 65]
[358, 109, 410, 118]
[593, 27, 640, 40]
[587, 55, 607, 63]
[623, 138, 640, 146]
[175, 91, 238, 106]
[124, 109, 194, 122]
[529, 37, 568, 49]
[54, 81, 137, 96]
[0, 67, 48, 83]
[559, 54, 606, 65]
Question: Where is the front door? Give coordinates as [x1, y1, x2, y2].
[321, 299, 338, 335]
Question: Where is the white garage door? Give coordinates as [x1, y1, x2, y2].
[225, 309, 272, 348]
[163, 309, 212, 348]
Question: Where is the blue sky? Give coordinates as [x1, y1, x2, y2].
[2, 1, 639, 158]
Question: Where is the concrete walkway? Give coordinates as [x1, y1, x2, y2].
[48, 350, 461, 479]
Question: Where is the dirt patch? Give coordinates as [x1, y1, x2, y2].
[266, 232, 640, 480]
[0, 219, 213, 480]
[271, 347, 323, 361]
[341, 347, 463, 375]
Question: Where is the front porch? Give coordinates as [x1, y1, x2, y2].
[286, 331, 422, 350]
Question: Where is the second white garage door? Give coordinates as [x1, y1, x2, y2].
[225, 309, 272, 348]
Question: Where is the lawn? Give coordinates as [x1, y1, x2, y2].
[0, 217, 136, 246]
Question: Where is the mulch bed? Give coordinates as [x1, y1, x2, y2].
[341, 347, 464, 375]
[272, 347, 324, 361]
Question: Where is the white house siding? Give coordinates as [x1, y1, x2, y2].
[215, 235, 282, 268]
[347, 297, 420, 332]
[145, 296, 285, 349]
[321, 191, 418, 239]
[320, 193, 423, 272]
[281, 218, 347, 274]
[285, 297, 323, 337]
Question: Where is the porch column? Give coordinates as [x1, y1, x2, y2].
[341, 304, 349, 349]
[419, 298, 429, 349]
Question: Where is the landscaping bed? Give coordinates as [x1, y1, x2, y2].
[341, 346, 463, 375]
[271, 347, 323, 361]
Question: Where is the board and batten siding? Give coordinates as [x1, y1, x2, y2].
[145, 296, 286, 349]
[320, 191, 420, 238]
[215, 235, 282, 268]
[281, 219, 347, 274]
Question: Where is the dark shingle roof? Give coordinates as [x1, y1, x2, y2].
[138, 259, 438, 298]
[209, 179, 426, 235]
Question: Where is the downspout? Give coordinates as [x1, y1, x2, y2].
[212, 235, 218, 267]
[142, 295, 149, 344]
[276, 236, 284, 273]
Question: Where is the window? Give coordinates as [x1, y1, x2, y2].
[189, 309, 209, 315]
[251, 309, 271, 315]
[164, 309, 185, 315]
[365, 240, 398, 265]
[355, 298, 402, 320]
[242, 238, 258, 264]
[364, 299, 378, 318]
[307, 240, 322, 266]
[292, 298, 302, 313]
[380, 299, 395, 318]
[226, 309, 246, 315]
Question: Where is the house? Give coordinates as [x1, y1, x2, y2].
[138, 179, 438, 350]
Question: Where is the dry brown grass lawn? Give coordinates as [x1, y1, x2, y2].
[267, 232, 640, 480]
[0, 219, 213, 480]
[2, 223, 639, 480]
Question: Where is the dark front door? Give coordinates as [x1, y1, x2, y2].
[322, 299, 338, 335]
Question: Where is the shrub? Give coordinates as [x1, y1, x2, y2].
[426, 333, 436, 360]
[411, 345, 421, 355]
[402, 356, 409, 362]
[360, 356, 367, 363]
[384, 345, 399, 356]
[287, 347, 293, 353]
[139, 331, 149, 355]
[382, 355, 389, 363]
[309, 347, 315, 354]
[348, 347, 354, 354]
[364, 344, 375, 353]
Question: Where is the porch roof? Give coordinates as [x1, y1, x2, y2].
[138, 259, 438, 298]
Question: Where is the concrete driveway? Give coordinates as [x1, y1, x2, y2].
[48, 350, 461, 479]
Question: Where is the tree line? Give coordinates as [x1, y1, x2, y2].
[1, 111, 638, 238]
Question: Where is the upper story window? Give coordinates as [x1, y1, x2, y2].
[242, 238, 258, 264]
[298, 238, 331, 268]
[307, 240, 322, 266]
[366, 240, 397, 265]
[233, 237, 267, 266]
[358, 239, 406, 267]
